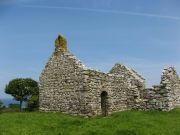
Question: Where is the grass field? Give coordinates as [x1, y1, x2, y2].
[0, 109, 180, 135]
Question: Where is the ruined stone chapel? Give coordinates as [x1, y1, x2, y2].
[39, 35, 180, 116]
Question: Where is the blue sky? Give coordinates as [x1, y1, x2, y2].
[0, 0, 180, 99]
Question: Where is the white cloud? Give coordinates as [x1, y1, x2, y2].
[21, 5, 180, 21]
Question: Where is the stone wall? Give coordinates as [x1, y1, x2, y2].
[39, 52, 145, 116]
[39, 35, 87, 114]
[39, 35, 180, 116]
[39, 51, 86, 114]
[109, 64, 145, 109]
[139, 67, 180, 111]
[79, 69, 128, 116]
[39, 35, 146, 116]
[161, 67, 180, 108]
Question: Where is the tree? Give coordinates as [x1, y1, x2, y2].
[5, 78, 39, 111]
[27, 95, 39, 111]
[0, 100, 3, 112]
[0, 100, 3, 108]
[27, 82, 39, 111]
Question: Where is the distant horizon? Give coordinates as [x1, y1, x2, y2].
[0, 98, 19, 107]
[1, 0, 180, 98]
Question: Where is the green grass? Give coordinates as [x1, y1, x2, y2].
[0, 109, 180, 135]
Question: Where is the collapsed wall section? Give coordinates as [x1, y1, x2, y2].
[140, 67, 180, 111]
[161, 67, 180, 109]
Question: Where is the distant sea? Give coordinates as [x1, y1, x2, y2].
[0, 98, 19, 107]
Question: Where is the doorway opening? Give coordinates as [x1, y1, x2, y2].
[101, 91, 108, 116]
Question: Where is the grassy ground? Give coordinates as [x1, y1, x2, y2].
[0, 109, 180, 135]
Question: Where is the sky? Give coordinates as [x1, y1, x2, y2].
[0, 0, 180, 99]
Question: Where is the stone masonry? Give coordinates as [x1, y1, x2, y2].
[138, 67, 180, 111]
[39, 35, 180, 116]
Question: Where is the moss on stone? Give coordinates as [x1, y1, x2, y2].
[54, 34, 68, 54]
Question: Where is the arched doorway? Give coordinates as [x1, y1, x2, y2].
[101, 91, 108, 116]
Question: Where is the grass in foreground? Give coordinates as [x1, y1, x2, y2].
[0, 109, 180, 135]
